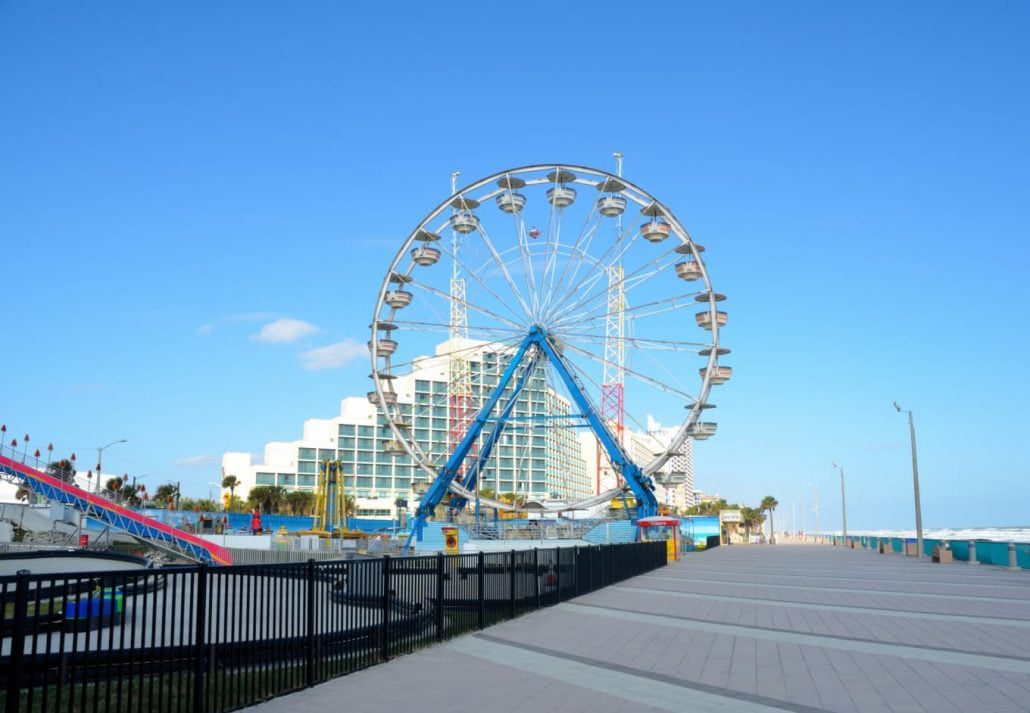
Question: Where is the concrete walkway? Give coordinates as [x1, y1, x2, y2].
[249, 544, 1030, 712]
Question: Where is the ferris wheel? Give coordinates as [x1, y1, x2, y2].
[368, 164, 729, 542]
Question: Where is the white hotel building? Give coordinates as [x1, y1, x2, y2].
[222, 340, 595, 519]
[223, 340, 694, 519]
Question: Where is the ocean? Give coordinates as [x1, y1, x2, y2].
[848, 528, 1030, 543]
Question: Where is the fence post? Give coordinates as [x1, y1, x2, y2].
[5, 570, 30, 713]
[435, 553, 445, 641]
[573, 547, 580, 598]
[477, 552, 485, 629]
[968, 540, 978, 565]
[509, 550, 517, 619]
[583, 546, 591, 592]
[192, 564, 209, 713]
[1009, 543, 1018, 570]
[555, 547, 562, 602]
[381, 555, 392, 661]
[306, 559, 316, 687]
[533, 548, 540, 609]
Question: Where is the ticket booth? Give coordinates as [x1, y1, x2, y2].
[637, 516, 681, 561]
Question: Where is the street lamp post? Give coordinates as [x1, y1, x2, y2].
[96, 439, 127, 494]
[894, 401, 924, 559]
[809, 484, 820, 541]
[834, 462, 847, 545]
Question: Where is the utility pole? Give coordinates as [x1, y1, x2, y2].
[834, 462, 847, 544]
[810, 484, 820, 539]
[894, 402, 924, 558]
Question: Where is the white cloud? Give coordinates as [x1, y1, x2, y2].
[300, 340, 367, 370]
[197, 324, 214, 336]
[251, 318, 319, 344]
[175, 454, 217, 467]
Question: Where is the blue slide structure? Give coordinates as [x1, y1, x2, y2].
[0, 452, 233, 565]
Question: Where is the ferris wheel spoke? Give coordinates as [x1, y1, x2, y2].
[550, 238, 680, 327]
[631, 341, 695, 406]
[429, 236, 530, 328]
[562, 356, 674, 459]
[562, 342, 698, 402]
[544, 210, 648, 324]
[407, 278, 526, 332]
[539, 187, 599, 321]
[474, 219, 535, 321]
[554, 290, 705, 335]
[392, 322, 516, 341]
[391, 319, 524, 336]
[557, 333, 709, 352]
[540, 207, 603, 324]
[383, 335, 527, 375]
[504, 184, 542, 320]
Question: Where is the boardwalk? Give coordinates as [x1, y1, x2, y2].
[250, 544, 1030, 712]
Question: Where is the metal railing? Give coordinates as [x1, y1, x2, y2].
[0, 540, 666, 712]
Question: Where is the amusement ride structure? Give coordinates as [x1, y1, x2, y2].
[0, 446, 232, 564]
[367, 163, 729, 547]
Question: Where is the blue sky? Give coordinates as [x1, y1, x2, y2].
[1, 1, 1027, 528]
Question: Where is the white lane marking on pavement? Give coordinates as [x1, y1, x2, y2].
[642, 574, 1030, 605]
[660, 566, 1030, 592]
[612, 584, 1030, 628]
[448, 636, 796, 713]
[560, 603, 1030, 674]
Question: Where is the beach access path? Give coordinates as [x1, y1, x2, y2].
[249, 542, 1030, 712]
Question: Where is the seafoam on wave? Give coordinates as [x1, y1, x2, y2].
[850, 528, 1030, 543]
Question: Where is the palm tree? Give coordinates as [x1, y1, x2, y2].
[104, 477, 124, 499]
[120, 483, 144, 507]
[740, 507, 765, 539]
[46, 459, 75, 483]
[285, 490, 315, 516]
[761, 496, 779, 544]
[221, 475, 240, 506]
[153, 483, 179, 509]
[247, 485, 287, 514]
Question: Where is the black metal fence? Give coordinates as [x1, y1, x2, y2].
[1, 541, 666, 712]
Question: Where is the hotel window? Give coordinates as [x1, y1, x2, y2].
[298, 461, 316, 474]
[298, 447, 316, 460]
[256, 472, 275, 485]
